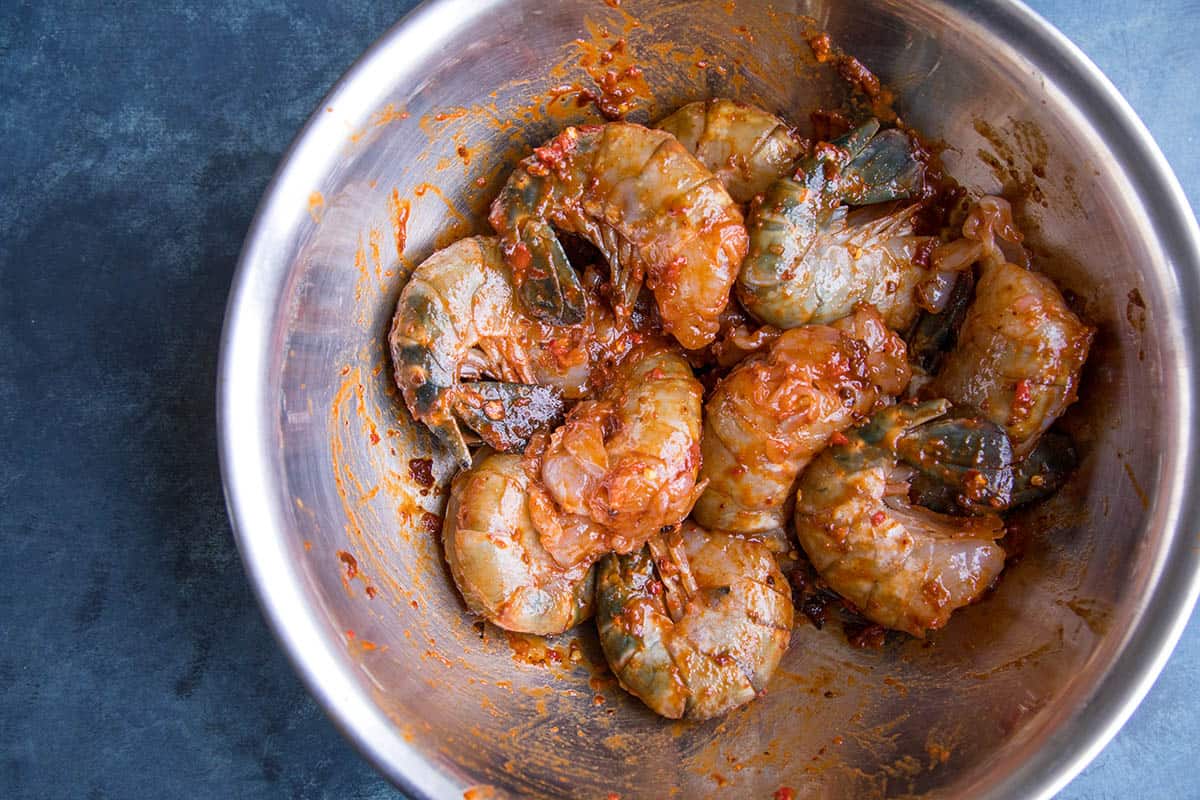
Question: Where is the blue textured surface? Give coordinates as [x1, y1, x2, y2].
[0, 1, 1196, 798]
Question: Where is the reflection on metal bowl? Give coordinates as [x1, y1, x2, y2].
[218, 1, 1200, 797]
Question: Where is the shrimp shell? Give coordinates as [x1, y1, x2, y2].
[929, 259, 1094, 457]
[389, 236, 630, 466]
[740, 198, 935, 331]
[737, 120, 931, 330]
[528, 342, 705, 568]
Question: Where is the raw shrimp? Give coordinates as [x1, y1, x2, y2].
[657, 98, 803, 203]
[389, 236, 631, 467]
[793, 401, 1007, 638]
[525, 342, 705, 569]
[488, 122, 748, 348]
[442, 449, 594, 635]
[738, 118, 947, 330]
[692, 306, 910, 550]
[927, 197, 1094, 456]
[595, 523, 793, 720]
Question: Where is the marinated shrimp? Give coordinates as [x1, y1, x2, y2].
[657, 98, 802, 203]
[389, 236, 632, 467]
[526, 341, 706, 569]
[488, 122, 748, 348]
[442, 449, 594, 635]
[693, 306, 910, 549]
[596, 523, 793, 720]
[794, 401, 1007, 638]
[379, 83, 1098, 723]
[927, 197, 1095, 456]
[738, 119, 947, 330]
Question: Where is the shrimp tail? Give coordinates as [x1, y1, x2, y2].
[841, 128, 924, 205]
[795, 118, 923, 205]
[450, 381, 566, 457]
[833, 117, 882, 162]
[427, 417, 472, 470]
[854, 399, 951, 449]
[899, 413, 1016, 514]
[1010, 431, 1077, 508]
[513, 218, 587, 325]
[861, 402, 1065, 515]
[490, 171, 587, 325]
[907, 270, 976, 373]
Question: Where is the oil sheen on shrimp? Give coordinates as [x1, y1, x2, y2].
[526, 342, 705, 569]
[693, 306, 911, 549]
[488, 122, 748, 349]
[928, 197, 1095, 456]
[596, 523, 793, 720]
[738, 119, 944, 330]
[657, 98, 803, 203]
[794, 401, 1007, 638]
[389, 236, 631, 467]
[442, 449, 594, 636]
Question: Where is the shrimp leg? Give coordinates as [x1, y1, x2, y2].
[449, 381, 565, 454]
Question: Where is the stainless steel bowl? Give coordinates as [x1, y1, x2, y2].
[218, 1, 1200, 797]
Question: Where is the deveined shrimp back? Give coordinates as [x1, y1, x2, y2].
[489, 122, 748, 349]
[596, 523, 793, 720]
[442, 449, 594, 635]
[526, 342, 705, 569]
[657, 98, 802, 203]
[794, 401, 1007, 638]
[692, 306, 910, 550]
[389, 236, 631, 467]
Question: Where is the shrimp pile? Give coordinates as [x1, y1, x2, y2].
[384, 96, 1093, 719]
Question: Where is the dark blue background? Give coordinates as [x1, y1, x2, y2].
[2, 1, 1196, 797]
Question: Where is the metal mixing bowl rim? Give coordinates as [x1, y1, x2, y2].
[217, 1, 1200, 797]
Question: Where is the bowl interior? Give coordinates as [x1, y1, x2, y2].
[225, 1, 1197, 797]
